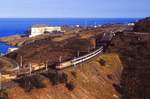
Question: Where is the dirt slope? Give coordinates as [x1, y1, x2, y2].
[6, 53, 123, 99]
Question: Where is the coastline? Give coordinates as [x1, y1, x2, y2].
[0, 22, 134, 54]
[0, 17, 138, 54]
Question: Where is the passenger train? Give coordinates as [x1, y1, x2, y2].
[1, 32, 114, 81]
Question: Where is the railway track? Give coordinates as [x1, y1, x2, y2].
[0, 31, 116, 89]
[56, 46, 104, 69]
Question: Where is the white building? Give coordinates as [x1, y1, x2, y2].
[127, 23, 135, 26]
[29, 24, 62, 37]
[8, 48, 18, 53]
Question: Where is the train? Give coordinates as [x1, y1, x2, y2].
[55, 47, 104, 69]
[0, 32, 115, 82]
[55, 32, 114, 69]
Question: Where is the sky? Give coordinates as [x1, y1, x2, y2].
[0, 0, 150, 18]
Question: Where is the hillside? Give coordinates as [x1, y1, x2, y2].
[3, 53, 123, 99]
[134, 17, 150, 32]
[0, 24, 135, 99]
[6, 36, 97, 67]
[107, 32, 150, 99]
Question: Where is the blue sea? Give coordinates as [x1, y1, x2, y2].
[0, 18, 139, 54]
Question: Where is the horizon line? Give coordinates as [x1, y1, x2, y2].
[0, 17, 143, 19]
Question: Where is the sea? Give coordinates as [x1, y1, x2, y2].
[0, 18, 140, 54]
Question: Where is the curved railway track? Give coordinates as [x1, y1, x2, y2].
[0, 31, 116, 89]
[56, 46, 104, 69]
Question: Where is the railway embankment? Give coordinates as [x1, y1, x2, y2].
[3, 53, 123, 99]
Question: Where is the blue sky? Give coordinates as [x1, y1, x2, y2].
[0, 0, 150, 18]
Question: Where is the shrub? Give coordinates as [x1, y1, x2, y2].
[16, 77, 34, 92]
[71, 71, 77, 78]
[14, 75, 45, 92]
[107, 74, 113, 80]
[47, 72, 68, 85]
[0, 89, 8, 99]
[65, 81, 76, 91]
[59, 73, 68, 83]
[30, 75, 45, 88]
[99, 59, 106, 66]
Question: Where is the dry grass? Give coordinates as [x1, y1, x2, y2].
[5, 53, 123, 99]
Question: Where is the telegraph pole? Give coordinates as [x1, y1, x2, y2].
[59, 56, 62, 63]
[77, 51, 80, 57]
[88, 47, 90, 52]
[0, 73, 2, 90]
[73, 56, 77, 71]
[18, 64, 20, 75]
[20, 56, 23, 68]
[73, 63, 77, 71]
[45, 63, 48, 71]
[29, 63, 32, 75]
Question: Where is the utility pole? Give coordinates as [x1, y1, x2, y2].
[0, 73, 2, 90]
[88, 47, 90, 52]
[73, 64, 76, 71]
[29, 63, 32, 75]
[18, 64, 20, 75]
[59, 56, 62, 63]
[45, 63, 48, 71]
[77, 51, 80, 57]
[20, 56, 23, 68]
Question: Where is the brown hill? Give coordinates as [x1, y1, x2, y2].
[6, 36, 96, 67]
[134, 17, 150, 32]
[107, 32, 150, 99]
[5, 53, 123, 99]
